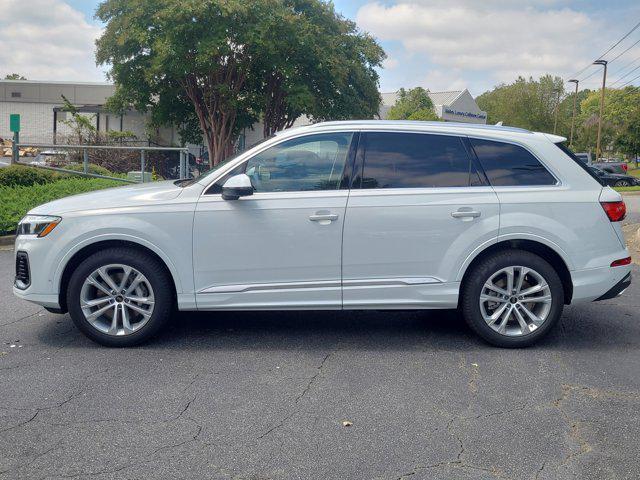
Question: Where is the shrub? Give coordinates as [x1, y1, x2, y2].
[64, 163, 117, 177]
[0, 177, 127, 234]
[0, 165, 59, 187]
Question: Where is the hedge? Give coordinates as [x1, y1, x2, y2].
[0, 177, 126, 234]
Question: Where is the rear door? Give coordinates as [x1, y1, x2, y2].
[342, 131, 500, 309]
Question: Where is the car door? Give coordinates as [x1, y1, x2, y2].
[193, 132, 355, 310]
[342, 131, 500, 309]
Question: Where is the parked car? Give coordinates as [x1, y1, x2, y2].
[590, 166, 640, 188]
[575, 152, 591, 164]
[13, 121, 631, 348]
[592, 158, 628, 174]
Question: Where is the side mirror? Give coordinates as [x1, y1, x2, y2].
[222, 174, 254, 200]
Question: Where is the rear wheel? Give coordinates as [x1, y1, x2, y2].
[461, 250, 564, 348]
[614, 179, 630, 187]
[67, 248, 174, 347]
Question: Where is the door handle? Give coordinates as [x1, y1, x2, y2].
[309, 212, 339, 224]
[451, 210, 481, 219]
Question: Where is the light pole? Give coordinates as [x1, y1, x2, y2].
[593, 60, 608, 159]
[568, 79, 579, 147]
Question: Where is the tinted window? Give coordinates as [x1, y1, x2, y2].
[470, 138, 556, 186]
[555, 142, 604, 186]
[358, 132, 483, 189]
[245, 133, 353, 192]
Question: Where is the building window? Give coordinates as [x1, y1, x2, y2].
[11, 92, 21, 98]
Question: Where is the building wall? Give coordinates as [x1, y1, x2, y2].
[0, 101, 57, 143]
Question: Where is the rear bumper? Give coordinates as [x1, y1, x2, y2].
[571, 264, 633, 303]
[594, 272, 632, 301]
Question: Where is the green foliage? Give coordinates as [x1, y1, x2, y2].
[60, 95, 97, 144]
[63, 163, 117, 177]
[4, 73, 27, 80]
[95, 0, 385, 165]
[476, 75, 566, 132]
[387, 88, 439, 121]
[0, 178, 125, 233]
[106, 130, 137, 142]
[615, 106, 640, 158]
[0, 165, 59, 187]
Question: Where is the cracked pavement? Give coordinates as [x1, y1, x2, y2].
[0, 250, 639, 479]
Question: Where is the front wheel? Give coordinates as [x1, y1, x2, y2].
[614, 180, 630, 187]
[460, 250, 564, 348]
[67, 248, 174, 347]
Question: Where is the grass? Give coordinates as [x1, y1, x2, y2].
[0, 177, 127, 234]
[614, 186, 640, 193]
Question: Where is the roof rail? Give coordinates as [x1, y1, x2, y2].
[305, 120, 532, 134]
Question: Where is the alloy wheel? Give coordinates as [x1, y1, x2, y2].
[80, 264, 155, 336]
[479, 266, 552, 337]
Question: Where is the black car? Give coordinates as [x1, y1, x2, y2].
[590, 166, 639, 187]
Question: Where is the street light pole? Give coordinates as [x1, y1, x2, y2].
[593, 60, 608, 159]
[568, 79, 579, 147]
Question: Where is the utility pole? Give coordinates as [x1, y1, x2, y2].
[594, 60, 608, 159]
[553, 88, 561, 134]
[568, 79, 579, 147]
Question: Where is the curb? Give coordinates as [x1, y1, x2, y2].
[0, 235, 15, 247]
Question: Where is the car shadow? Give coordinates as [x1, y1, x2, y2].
[35, 303, 639, 352]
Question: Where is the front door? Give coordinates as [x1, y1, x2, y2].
[342, 131, 500, 309]
[193, 132, 355, 310]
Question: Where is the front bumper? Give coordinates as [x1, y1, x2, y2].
[12, 234, 62, 310]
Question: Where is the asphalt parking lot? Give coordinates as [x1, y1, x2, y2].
[1, 251, 639, 480]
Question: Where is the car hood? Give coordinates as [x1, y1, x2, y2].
[29, 180, 184, 215]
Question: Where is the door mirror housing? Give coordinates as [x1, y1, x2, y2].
[222, 174, 254, 200]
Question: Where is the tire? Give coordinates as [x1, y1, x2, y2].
[460, 249, 564, 348]
[67, 247, 174, 347]
[614, 180, 630, 187]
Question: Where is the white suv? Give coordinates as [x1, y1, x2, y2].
[13, 121, 632, 347]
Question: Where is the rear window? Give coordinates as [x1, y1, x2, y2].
[554, 142, 604, 186]
[470, 138, 557, 186]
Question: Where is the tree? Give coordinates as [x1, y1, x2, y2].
[387, 87, 439, 121]
[4, 73, 26, 80]
[476, 75, 566, 133]
[96, 0, 385, 167]
[256, 0, 384, 137]
[615, 106, 640, 164]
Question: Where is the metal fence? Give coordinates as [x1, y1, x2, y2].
[11, 143, 191, 183]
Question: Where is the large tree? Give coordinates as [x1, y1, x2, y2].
[96, 0, 384, 167]
[386, 87, 438, 121]
[476, 75, 566, 133]
[257, 0, 384, 137]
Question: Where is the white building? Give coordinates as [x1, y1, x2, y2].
[0, 79, 179, 146]
[0, 80, 487, 155]
[381, 89, 487, 124]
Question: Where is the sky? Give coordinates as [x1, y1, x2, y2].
[1, 0, 640, 97]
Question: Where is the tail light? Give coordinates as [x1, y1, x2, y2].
[611, 257, 632, 267]
[622, 164, 628, 172]
[601, 201, 626, 222]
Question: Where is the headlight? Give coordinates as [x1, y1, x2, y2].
[17, 215, 61, 237]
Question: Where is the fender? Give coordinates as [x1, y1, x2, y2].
[53, 233, 185, 295]
[456, 232, 575, 282]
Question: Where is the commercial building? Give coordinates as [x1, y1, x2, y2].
[0, 80, 487, 156]
[381, 89, 487, 124]
[0, 79, 179, 146]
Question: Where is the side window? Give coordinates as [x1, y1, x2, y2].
[244, 133, 353, 192]
[470, 138, 557, 186]
[357, 132, 483, 189]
